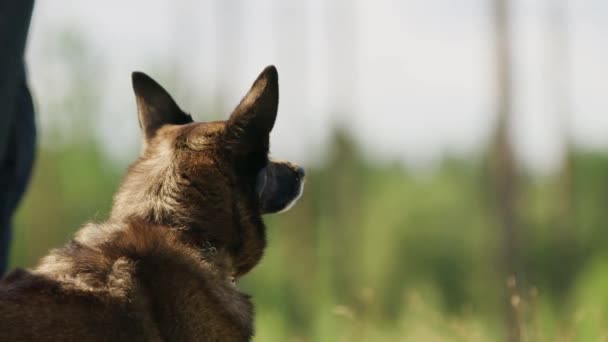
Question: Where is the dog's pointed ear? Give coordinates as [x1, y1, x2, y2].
[224, 66, 278, 153]
[131, 71, 193, 141]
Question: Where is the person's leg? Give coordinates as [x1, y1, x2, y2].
[0, 0, 35, 275]
[0, 148, 14, 274]
[0, 0, 35, 160]
[0, 173, 13, 275]
[0, 72, 36, 275]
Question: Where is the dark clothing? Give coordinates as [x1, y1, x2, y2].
[0, 72, 35, 274]
[0, 0, 36, 275]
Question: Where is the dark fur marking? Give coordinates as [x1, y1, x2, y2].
[0, 66, 304, 341]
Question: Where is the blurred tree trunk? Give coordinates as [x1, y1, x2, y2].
[546, 0, 574, 236]
[327, 0, 356, 119]
[215, 0, 241, 114]
[543, 0, 580, 306]
[312, 1, 358, 340]
[491, 0, 521, 341]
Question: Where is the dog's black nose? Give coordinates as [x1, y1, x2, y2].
[295, 166, 305, 179]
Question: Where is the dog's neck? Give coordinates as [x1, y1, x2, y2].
[110, 149, 267, 279]
[38, 219, 237, 287]
[34, 219, 253, 340]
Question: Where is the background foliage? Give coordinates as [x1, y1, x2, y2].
[10, 126, 608, 341]
[10, 2, 608, 338]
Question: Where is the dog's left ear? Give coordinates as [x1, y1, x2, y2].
[224, 66, 279, 154]
[131, 72, 193, 143]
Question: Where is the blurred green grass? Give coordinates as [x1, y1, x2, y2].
[9, 130, 608, 341]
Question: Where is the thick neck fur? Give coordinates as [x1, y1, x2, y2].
[110, 138, 181, 225]
[109, 130, 266, 278]
[32, 220, 253, 341]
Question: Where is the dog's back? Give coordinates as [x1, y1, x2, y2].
[0, 269, 162, 341]
[0, 220, 252, 341]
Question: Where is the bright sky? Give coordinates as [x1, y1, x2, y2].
[26, 0, 608, 171]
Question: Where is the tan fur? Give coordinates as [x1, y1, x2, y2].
[0, 66, 304, 341]
[1, 220, 252, 341]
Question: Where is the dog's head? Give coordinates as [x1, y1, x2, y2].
[111, 66, 304, 278]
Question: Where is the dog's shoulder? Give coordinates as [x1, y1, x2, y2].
[1, 219, 254, 340]
[0, 267, 61, 299]
[109, 220, 255, 340]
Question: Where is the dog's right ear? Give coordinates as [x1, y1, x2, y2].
[223, 66, 279, 155]
[131, 72, 193, 142]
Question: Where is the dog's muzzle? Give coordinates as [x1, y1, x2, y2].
[256, 161, 304, 214]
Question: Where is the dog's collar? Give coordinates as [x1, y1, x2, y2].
[199, 240, 218, 256]
[184, 231, 237, 286]
[182, 227, 217, 257]
[198, 240, 236, 286]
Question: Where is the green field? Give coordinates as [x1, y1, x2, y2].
[10, 129, 608, 341]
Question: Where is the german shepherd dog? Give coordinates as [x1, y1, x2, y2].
[0, 66, 304, 341]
